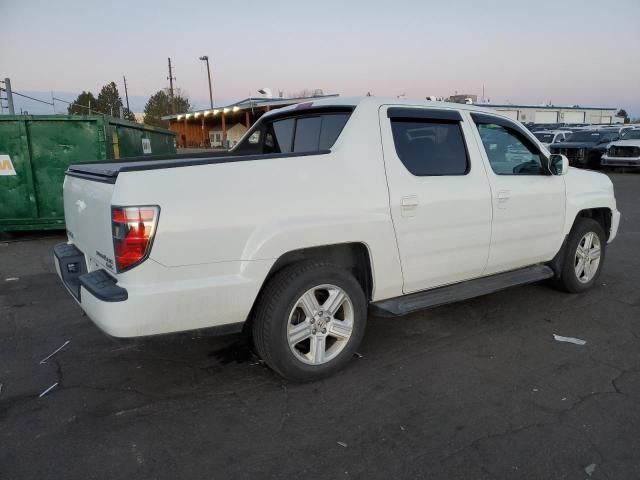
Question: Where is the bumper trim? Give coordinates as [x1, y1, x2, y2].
[54, 242, 87, 300]
[80, 269, 128, 302]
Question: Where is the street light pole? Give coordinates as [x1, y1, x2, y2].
[199, 55, 213, 109]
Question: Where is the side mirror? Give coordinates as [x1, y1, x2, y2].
[550, 154, 569, 175]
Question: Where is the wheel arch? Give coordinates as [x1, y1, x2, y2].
[573, 208, 612, 241]
[243, 242, 374, 335]
[550, 207, 611, 277]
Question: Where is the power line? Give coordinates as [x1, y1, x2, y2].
[0, 87, 54, 106]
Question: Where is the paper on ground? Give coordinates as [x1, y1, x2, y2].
[553, 334, 586, 346]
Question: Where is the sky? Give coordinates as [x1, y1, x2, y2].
[1, 0, 639, 116]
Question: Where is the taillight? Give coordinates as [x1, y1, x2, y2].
[111, 206, 159, 272]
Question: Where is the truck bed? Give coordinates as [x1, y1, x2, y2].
[66, 150, 330, 183]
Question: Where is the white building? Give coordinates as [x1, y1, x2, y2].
[478, 104, 622, 125]
[209, 123, 248, 148]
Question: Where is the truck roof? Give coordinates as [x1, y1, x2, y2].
[260, 96, 511, 120]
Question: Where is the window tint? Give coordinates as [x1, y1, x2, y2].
[292, 114, 350, 152]
[294, 117, 322, 152]
[233, 111, 351, 155]
[319, 114, 350, 149]
[477, 123, 546, 175]
[390, 120, 469, 176]
[267, 118, 295, 153]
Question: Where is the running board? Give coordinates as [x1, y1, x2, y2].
[370, 265, 554, 317]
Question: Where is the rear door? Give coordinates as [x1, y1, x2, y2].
[469, 112, 566, 274]
[379, 106, 493, 293]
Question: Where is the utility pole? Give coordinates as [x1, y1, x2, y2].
[4, 78, 15, 115]
[167, 57, 176, 114]
[123, 75, 130, 116]
[199, 55, 214, 109]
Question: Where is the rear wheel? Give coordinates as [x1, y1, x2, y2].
[252, 262, 367, 382]
[555, 218, 606, 293]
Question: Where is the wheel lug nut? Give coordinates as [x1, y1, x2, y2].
[310, 318, 315, 324]
[322, 328, 327, 334]
[312, 329, 317, 334]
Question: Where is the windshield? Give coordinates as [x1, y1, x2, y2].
[621, 130, 640, 140]
[534, 133, 555, 143]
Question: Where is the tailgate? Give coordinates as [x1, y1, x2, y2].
[63, 174, 117, 273]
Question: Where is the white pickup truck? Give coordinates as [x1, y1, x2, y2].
[55, 97, 620, 381]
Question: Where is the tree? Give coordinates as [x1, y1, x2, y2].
[143, 89, 190, 128]
[95, 81, 128, 118]
[287, 88, 324, 98]
[67, 91, 97, 115]
[616, 109, 630, 124]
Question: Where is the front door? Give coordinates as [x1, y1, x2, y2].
[379, 106, 493, 294]
[469, 112, 566, 274]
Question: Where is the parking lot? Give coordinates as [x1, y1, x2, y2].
[0, 173, 638, 479]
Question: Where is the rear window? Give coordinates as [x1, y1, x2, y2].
[261, 113, 350, 154]
[390, 120, 469, 176]
[269, 118, 295, 153]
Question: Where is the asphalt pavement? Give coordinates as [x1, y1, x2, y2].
[1, 173, 639, 480]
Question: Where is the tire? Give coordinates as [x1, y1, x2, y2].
[555, 217, 606, 293]
[252, 261, 367, 382]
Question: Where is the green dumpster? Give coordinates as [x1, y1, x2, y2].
[0, 115, 176, 231]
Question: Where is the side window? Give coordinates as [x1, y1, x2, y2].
[292, 114, 351, 153]
[234, 111, 351, 155]
[318, 114, 350, 149]
[265, 118, 295, 153]
[476, 123, 546, 175]
[390, 120, 469, 176]
[293, 117, 322, 152]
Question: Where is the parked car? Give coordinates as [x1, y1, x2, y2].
[601, 129, 640, 168]
[55, 97, 620, 381]
[550, 129, 620, 169]
[621, 127, 640, 139]
[532, 130, 572, 148]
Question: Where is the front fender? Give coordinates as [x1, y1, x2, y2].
[563, 168, 619, 240]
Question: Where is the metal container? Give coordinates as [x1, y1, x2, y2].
[0, 115, 176, 231]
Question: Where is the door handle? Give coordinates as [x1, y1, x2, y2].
[497, 190, 510, 208]
[401, 195, 419, 207]
[400, 195, 419, 217]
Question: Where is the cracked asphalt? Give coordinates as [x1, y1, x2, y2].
[1, 173, 639, 480]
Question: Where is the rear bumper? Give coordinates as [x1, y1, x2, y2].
[601, 155, 640, 167]
[54, 243, 127, 302]
[54, 242, 272, 338]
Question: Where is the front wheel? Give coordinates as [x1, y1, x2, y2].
[252, 262, 367, 382]
[555, 218, 606, 293]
